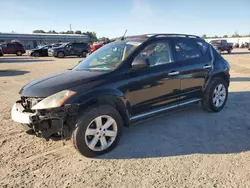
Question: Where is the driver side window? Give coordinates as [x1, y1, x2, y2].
[135, 41, 173, 67]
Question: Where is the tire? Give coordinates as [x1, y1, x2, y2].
[33, 52, 40, 57]
[58, 51, 65, 58]
[16, 51, 22, 56]
[72, 105, 123, 158]
[201, 77, 228, 112]
[82, 51, 87, 58]
[227, 49, 232, 54]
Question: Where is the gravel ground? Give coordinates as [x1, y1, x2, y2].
[0, 49, 250, 188]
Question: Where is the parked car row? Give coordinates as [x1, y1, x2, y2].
[0, 42, 26, 56]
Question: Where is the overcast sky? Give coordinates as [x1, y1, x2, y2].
[1, 0, 250, 38]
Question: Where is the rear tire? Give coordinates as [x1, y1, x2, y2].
[58, 51, 65, 58]
[16, 51, 22, 56]
[201, 77, 228, 112]
[72, 105, 123, 158]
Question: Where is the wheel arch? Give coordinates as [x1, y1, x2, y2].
[72, 90, 131, 127]
[204, 72, 230, 91]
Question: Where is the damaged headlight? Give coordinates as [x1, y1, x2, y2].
[31, 90, 76, 110]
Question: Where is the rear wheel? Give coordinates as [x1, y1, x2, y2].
[202, 77, 228, 112]
[58, 51, 65, 58]
[33, 52, 40, 57]
[16, 51, 22, 56]
[72, 105, 123, 158]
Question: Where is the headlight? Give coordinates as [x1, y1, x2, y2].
[31, 90, 76, 110]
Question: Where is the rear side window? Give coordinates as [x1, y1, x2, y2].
[15, 43, 23, 48]
[173, 38, 201, 61]
[195, 39, 209, 55]
[7, 43, 15, 49]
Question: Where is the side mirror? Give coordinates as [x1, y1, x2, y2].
[131, 58, 148, 70]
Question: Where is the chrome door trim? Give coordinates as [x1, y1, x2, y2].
[130, 98, 200, 121]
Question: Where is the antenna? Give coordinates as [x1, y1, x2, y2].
[121, 29, 127, 40]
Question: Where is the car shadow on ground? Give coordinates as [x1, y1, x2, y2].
[0, 58, 54, 63]
[99, 91, 250, 159]
[0, 70, 30, 76]
[231, 77, 250, 82]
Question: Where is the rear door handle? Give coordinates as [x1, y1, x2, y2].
[203, 65, 212, 69]
[168, 71, 179, 76]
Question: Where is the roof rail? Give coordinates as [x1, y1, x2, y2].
[147, 33, 201, 39]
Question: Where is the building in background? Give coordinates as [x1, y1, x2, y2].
[0, 33, 90, 49]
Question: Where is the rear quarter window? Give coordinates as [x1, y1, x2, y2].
[173, 38, 201, 61]
[195, 39, 209, 55]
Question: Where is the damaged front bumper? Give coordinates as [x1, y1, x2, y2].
[11, 100, 78, 140]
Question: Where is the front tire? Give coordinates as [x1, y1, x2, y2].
[33, 52, 40, 57]
[58, 51, 65, 58]
[72, 105, 123, 158]
[82, 51, 87, 58]
[202, 77, 228, 112]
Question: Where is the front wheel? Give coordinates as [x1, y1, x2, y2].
[82, 51, 87, 58]
[202, 78, 228, 112]
[72, 105, 123, 158]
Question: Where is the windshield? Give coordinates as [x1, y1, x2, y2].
[73, 41, 141, 71]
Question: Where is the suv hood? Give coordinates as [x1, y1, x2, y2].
[20, 70, 106, 97]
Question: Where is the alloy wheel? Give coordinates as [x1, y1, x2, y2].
[213, 84, 226, 107]
[85, 115, 118, 151]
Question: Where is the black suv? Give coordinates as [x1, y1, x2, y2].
[30, 43, 63, 57]
[48, 42, 90, 58]
[11, 34, 230, 157]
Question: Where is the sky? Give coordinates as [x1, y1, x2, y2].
[1, 0, 250, 38]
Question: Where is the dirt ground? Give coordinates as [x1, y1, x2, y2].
[0, 49, 250, 188]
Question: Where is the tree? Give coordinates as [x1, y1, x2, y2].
[232, 32, 240, 38]
[201, 34, 207, 39]
[223, 35, 228, 38]
[64, 30, 74, 34]
[75, 30, 82, 34]
[33, 30, 45, 33]
[84, 31, 98, 42]
[47, 30, 57, 34]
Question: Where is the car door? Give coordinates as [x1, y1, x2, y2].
[7, 43, 15, 54]
[65, 43, 74, 56]
[126, 39, 181, 115]
[172, 38, 212, 102]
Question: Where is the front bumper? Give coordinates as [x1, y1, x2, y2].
[11, 100, 78, 140]
[11, 102, 36, 124]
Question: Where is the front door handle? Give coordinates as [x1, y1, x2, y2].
[203, 64, 212, 69]
[168, 71, 179, 76]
